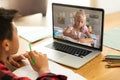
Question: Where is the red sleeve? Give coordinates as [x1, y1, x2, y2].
[0, 62, 67, 80]
[37, 73, 67, 80]
[0, 61, 30, 80]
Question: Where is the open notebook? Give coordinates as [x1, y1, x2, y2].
[17, 26, 52, 43]
[13, 59, 87, 80]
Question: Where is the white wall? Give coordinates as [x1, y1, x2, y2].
[91, 0, 120, 14]
[0, 0, 9, 7]
[46, 0, 90, 26]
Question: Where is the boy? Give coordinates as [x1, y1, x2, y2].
[0, 8, 67, 80]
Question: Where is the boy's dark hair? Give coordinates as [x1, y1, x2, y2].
[0, 8, 18, 41]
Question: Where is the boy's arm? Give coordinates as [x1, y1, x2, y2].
[0, 62, 67, 80]
[37, 73, 67, 80]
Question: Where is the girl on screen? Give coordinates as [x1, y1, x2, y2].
[63, 9, 94, 45]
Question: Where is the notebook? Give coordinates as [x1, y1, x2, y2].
[13, 59, 87, 80]
[18, 26, 52, 43]
[103, 27, 120, 51]
[33, 3, 104, 69]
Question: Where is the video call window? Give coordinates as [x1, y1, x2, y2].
[53, 5, 103, 49]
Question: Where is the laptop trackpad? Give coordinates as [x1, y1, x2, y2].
[47, 51, 66, 60]
[33, 45, 66, 59]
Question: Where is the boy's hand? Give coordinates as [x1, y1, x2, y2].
[27, 51, 50, 75]
[8, 53, 26, 67]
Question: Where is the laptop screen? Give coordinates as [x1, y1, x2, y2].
[52, 3, 104, 50]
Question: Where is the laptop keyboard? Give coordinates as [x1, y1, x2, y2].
[46, 42, 92, 58]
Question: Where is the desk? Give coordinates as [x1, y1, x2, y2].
[17, 11, 120, 80]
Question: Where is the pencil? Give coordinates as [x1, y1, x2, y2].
[102, 59, 120, 62]
[106, 63, 120, 68]
[28, 43, 35, 65]
[29, 43, 32, 51]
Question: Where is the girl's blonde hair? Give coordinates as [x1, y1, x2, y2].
[74, 9, 86, 20]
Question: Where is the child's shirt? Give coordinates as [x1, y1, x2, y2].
[0, 61, 67, 80]
[68, 24, 88, 39]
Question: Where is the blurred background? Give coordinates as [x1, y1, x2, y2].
[0, 0, 119, 26]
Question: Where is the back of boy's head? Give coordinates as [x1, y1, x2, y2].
[0, 8, 18, 41]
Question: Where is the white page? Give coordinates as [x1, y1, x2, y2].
[17, 26, 52, 43]
[13, 60, 87, 80]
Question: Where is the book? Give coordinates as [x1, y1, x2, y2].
[103, 54, 120, 68]
[106, 63, 120, 68]
[104, 54, 120, 60]
[13, 59, 87, 80]
[17, 26, 52, 43]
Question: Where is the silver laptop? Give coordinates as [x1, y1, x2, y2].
[33, 3, 104, 69]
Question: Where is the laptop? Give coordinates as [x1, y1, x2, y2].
[33, 3, 104, 69]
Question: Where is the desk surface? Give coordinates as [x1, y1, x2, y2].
[75, 11, 120, 80]
[17, 11, 120, 80]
